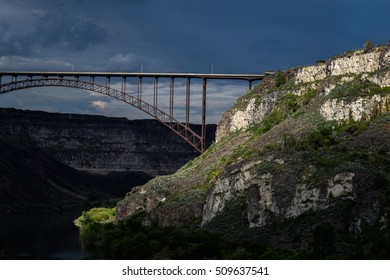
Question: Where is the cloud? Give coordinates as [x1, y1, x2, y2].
[92, 100, 108, 110]
[105, 52, 164, 72]
[0, 11, 107, 57]
[0, 56, 72, 71]
[105, 53, 142, 71]
[33, 13, 107, 51]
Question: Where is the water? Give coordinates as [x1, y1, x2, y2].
[0, 210, 93, 260]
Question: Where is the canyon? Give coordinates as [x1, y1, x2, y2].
[0, 108, 215, 211]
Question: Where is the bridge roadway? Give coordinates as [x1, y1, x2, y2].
[0, 71, 270, 81]
[0, 71, 272, 153]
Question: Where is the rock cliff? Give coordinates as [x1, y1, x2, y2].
[216, 47, 390, 141]
[0, 108, 216, 176]
[114, 46, 390, 257]
[0, 108, 215, 212]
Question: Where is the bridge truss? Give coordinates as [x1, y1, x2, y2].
[0, 71, 267, 153]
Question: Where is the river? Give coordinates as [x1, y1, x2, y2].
[0, 210, 94, 260]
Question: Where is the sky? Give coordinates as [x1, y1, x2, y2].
[1, 0, 390, 124]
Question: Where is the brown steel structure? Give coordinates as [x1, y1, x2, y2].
[0, 71, 269, 153]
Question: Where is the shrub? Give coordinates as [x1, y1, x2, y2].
[364, 40, 374, 51]
[275, 71, 287, 88]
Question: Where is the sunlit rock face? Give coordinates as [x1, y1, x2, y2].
[216, 47, 390, 141]
[216, 92, 282, 142]
[320, 95, 390, 122]
[295, 48, 390, 84]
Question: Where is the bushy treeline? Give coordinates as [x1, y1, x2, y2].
[76, 210, 298, 260]
[75, 204, 390, 260]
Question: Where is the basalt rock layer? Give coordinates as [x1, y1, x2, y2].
[0, 108, 216, 176]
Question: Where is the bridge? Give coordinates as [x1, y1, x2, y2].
[0, 71, 270, 153]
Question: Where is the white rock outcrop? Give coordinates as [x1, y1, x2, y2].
[216, 47, 390, 142]
[320, 95, 390, 122]
[327, 172, 354, 199]
[216, 91, 281, 142]
[295, 48, 390, 85]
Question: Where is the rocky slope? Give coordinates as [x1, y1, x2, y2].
[115, 46, 390, 257]
[0, 108, 216, 176]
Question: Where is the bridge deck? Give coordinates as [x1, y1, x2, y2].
[0, 71, 270, 81]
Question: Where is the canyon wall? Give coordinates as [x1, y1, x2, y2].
[0, 108, 216, 176]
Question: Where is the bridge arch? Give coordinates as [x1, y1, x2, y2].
[0, 77, 204, 152]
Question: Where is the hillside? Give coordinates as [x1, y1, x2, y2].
[106, 46, 390, 258]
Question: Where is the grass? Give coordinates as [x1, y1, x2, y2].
[327, 76, 390, 101]
[74, 207, 115, 228]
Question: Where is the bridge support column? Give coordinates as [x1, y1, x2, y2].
[121, 77, 126, 93]
[201, 78, 207, 153]
[91, 76, 95, 91]
[169, 78, 174, 121]
[138, 77, 143, 104]
[185, 78, 190, 129]
[105, 76, 111, 93]
[153, 77, 158, 115]
[249, 80, 252, 90]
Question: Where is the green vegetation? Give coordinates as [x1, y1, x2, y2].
[327, 77, 390, 101]
[75, 208, 302, 259]
[74, 207, 115, 228]
[364, 40, 374, 51]
[275, 71, 287, 87]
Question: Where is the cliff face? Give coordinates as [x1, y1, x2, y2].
[0, 109, 216, 176]
[115, 46, 390, 256]
[0, 139, 152, 212]
[0, 109, 215, 212]
[203, 46, 390, 228]
[216, 47, 390, 142]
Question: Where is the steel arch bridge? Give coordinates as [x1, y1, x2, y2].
[0, 71, 268, 153]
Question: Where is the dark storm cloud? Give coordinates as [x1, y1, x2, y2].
[34, 13, 107, 51]
[0, 12, 107, 56]
[0, 21, 34, 56]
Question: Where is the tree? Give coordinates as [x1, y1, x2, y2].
[364, 40, 374, 51]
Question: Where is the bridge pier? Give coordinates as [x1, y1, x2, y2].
[185, 77, 190, 129]
[121, 77, 126, 95]
[169, 78, 174, 121]
[137, 77, 143, 101]
[202, 78, 207, 153]
[106, 76, 110, 90]
[153, 77, 158, 115]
